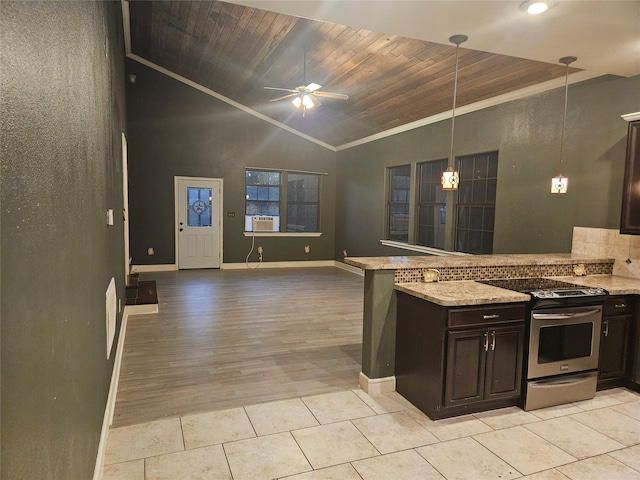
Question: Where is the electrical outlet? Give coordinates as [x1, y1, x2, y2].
[257, 246, 263, 254]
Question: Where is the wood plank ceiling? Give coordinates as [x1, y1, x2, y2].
[128, 0, 578, 147]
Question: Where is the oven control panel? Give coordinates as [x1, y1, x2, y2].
[531, 287, 607, 299]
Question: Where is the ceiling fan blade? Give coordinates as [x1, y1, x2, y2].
[309, 94, 322, 107]
[313, 91, 349, 100]
[306, 83, 322, 92]
[264, 86, 299, 93]
[269, 93, 298, 102]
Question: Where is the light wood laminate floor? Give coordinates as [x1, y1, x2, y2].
[112, 267, 364, 427]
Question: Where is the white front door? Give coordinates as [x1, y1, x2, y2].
[175, 177, 222, 269]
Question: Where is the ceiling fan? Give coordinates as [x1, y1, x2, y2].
[264, 52, 348, 115]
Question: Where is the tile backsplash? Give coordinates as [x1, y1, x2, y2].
[572, 226, 640, 279]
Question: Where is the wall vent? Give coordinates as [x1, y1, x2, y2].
[106, 277, 117, 358]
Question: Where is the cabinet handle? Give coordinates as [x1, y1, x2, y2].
[483, 332, 489, 351]
[603, 320, 609, 337]
[490, 331, 496, 350]
[614, 303, 626, 309]
[483, 314, 500, 319]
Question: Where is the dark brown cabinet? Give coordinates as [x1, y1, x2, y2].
[620, 120, 640, 234]
[395, 292, 525, 419]
[598, 296, 633, 389]
[444, 324, 524, 408]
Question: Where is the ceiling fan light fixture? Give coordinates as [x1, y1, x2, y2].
[267, 53, 346, 113]
[521, 0, 549, 15]
[302, 94, 315, 109]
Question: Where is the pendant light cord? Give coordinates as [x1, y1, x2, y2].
[557, 56, 577, 175]
[449, 45, 460, 168]
[558, 63, 569, 173]
[448, 35, 467, 168]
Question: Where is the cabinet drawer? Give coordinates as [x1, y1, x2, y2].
[604, 296, 633, 316]
[448, 304, 526, 328]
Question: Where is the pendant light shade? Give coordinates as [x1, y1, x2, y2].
[441, 167, 459, 189]
[441, 34, 468, 191]
[551, 175, 568, 194]
[551, 56, 577, 194]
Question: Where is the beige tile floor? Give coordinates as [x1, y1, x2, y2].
[103, 387, 640, 480]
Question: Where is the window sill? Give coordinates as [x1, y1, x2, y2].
[380, 240, 470, 256]
[243, 232, 322, 237]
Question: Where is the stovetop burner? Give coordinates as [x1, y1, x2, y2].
[477, 277, 608, 299]
[477, 277, 580, 293]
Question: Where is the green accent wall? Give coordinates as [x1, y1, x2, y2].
[1, 2, 126, 478]
[126, 61, 337, 266]
[126, 55, 640, 265]
[336, 75, 640, 258]
[362, 270, 397, 378]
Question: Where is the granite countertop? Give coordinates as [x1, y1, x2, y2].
[345, 253, 613, 270]
[396, 274, 640, 307]
[553, 274, 640, 296]
[395, 281, 531, 306]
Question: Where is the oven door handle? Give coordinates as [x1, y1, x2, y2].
[532, 308, 600, 320]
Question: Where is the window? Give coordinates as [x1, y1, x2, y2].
[455, 151, 498, 254]
[245, 169, 320, 232]
[287, 173, 319, 232]
[246, 170, 280, 216]
[386, 164, 411, 242]
[417, 159, 448, 249]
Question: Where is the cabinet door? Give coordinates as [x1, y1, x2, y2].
[621, 120, 640, 234]
[599, 315, 630, 380]
[484, 324, 525, 400]
[444, 328, 487, 407]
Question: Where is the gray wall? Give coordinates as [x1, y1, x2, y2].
[1, 2, 126, 478]
[126, 61, 337, 266]
[336, 74, 640, 257]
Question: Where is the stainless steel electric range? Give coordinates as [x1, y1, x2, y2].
[478, 277, 608, 410]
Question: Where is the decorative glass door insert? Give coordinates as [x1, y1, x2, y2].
[187, 187, 212, 227]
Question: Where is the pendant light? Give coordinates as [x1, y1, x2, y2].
[441, 34, 468, 190]
[551, 55, 577, 194]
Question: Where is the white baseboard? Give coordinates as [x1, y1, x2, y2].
[131, 264, 177, 273]
[132, 260, 363, 275]
[93, 308, 130, 480]
[334, 261, 364, 276]
[126, 303, 159, 314]
[221, 260, 337, 270]
[359, 372, 396, 395]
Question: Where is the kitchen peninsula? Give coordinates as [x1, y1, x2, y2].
[345, 254, 640, 411]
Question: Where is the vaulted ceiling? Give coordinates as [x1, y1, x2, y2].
[124, 1, 639, 149]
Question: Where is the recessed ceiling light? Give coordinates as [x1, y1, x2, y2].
[521, 1, 549, 15]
